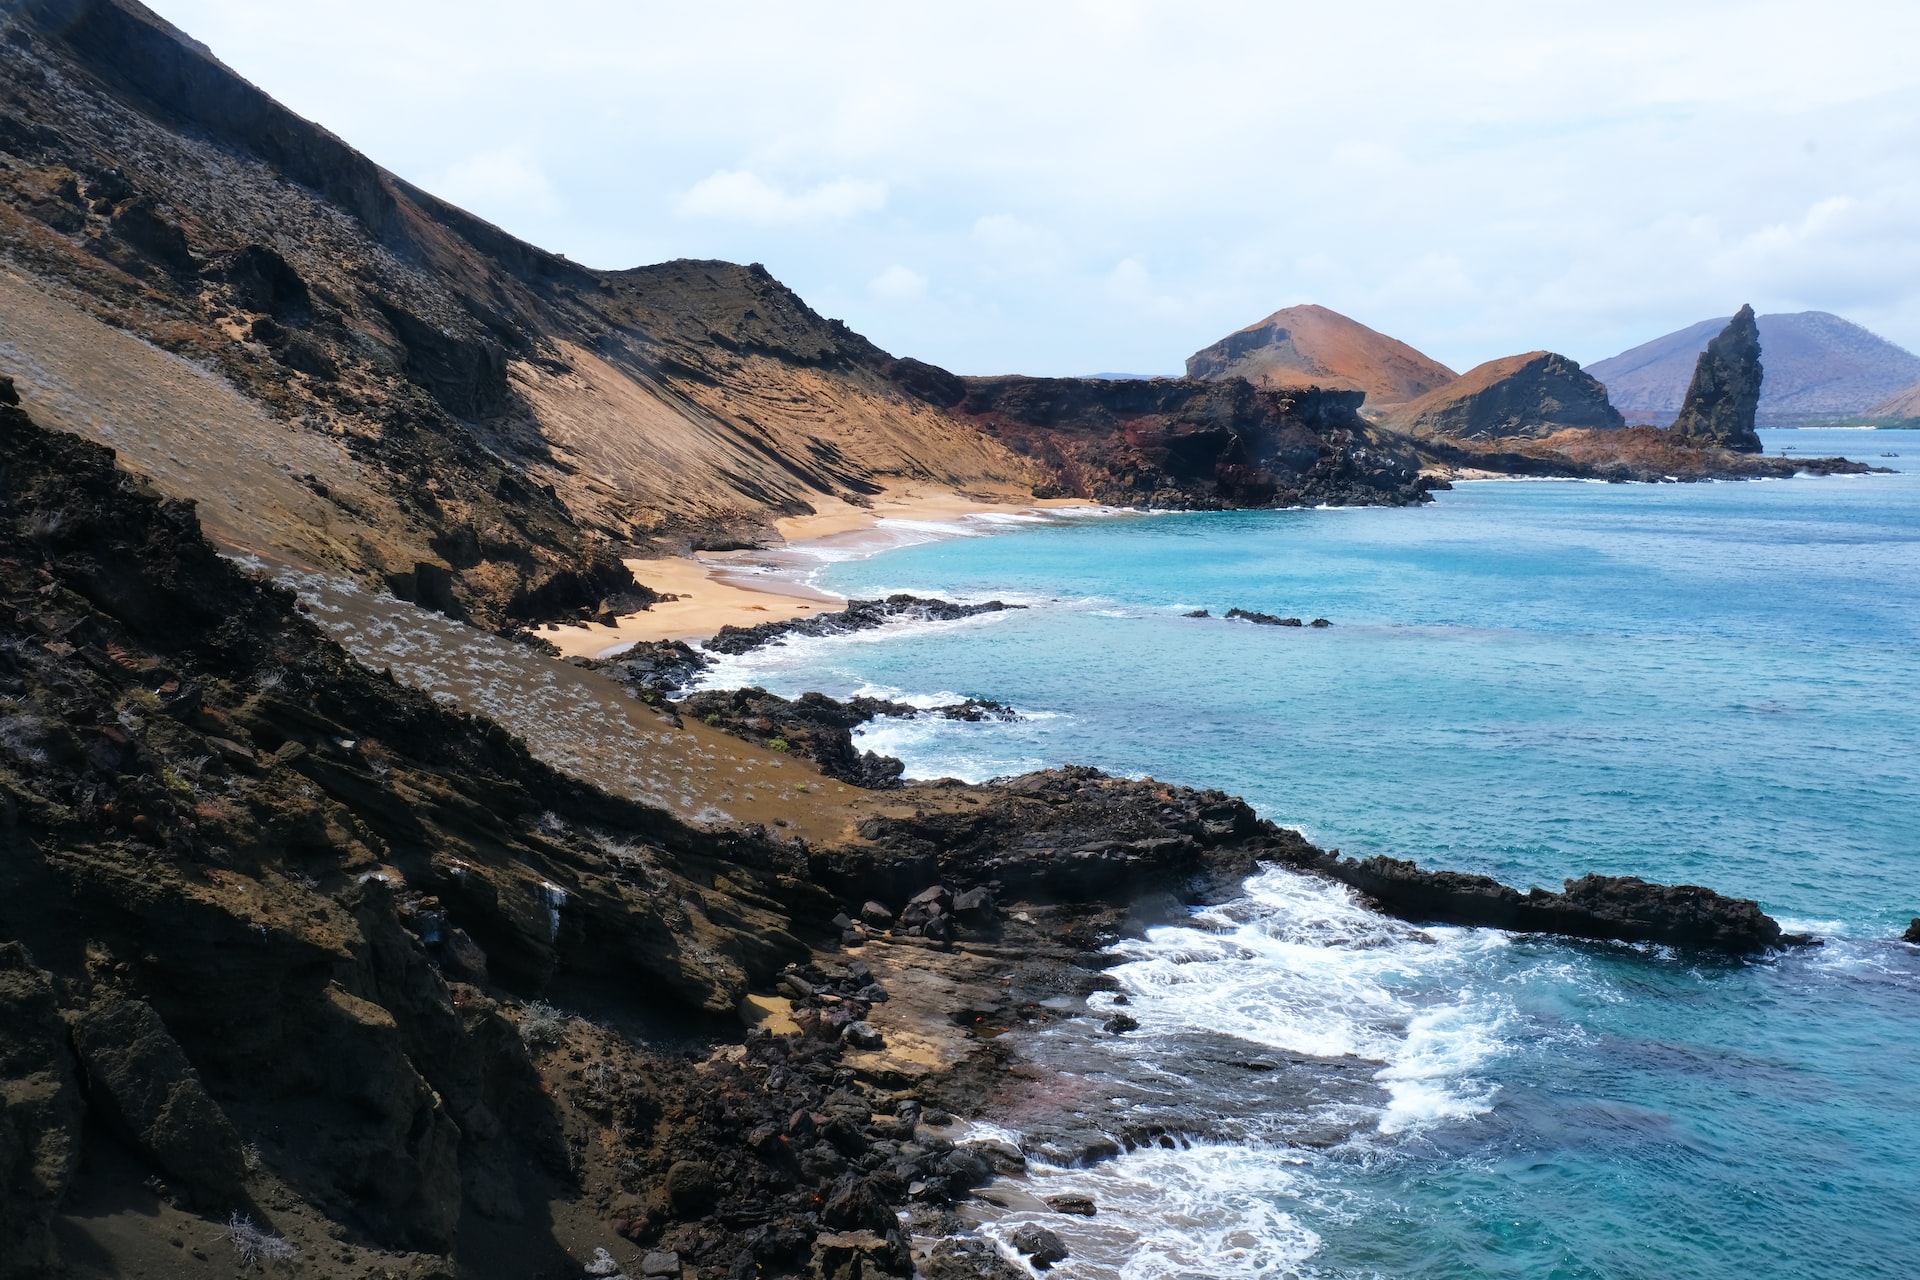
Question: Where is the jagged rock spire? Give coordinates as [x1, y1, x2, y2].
[1671, 304, 1764, 452]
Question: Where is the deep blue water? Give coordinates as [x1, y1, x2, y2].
[701, 429, 1920, 1280]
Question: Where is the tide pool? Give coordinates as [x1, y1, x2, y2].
[698, 429, 1920, 1279]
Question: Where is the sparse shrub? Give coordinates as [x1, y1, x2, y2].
[704, 713, 722, 726]
[227, 1212, 297, 1268]
[519, 1000, 569, 1049]
[768, 737, 789, 753]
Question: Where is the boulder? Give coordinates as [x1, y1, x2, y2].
[0, 945, 83, 1280]
[67, 998, 247, 1208]
[1011, 1224, 1069, 1268]
[1045, 1193, 1097, 1216]
[1903, 919, 1920, 944]
[665, 1159, 716, 1217]
[922, 1237, 1026, 1280]
[1670, 304, 1764, 452]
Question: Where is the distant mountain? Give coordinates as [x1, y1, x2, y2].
[1186, 304, 1457, 409]
[1589, 312, 1920, 425]
[1082, 372, 1167, 380]
[1868, 380, 1920, 422]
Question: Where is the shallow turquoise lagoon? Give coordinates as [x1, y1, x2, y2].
[702, 429, 1920, 1279]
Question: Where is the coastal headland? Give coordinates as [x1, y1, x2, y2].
[0, 387, 1804, 1279]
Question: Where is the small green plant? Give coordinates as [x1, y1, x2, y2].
[794, 782, 810, 793]
[768, 737, 790, 753]
[704, 714, 722, 727]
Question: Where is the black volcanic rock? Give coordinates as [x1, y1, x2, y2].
[1394, 351, 1624, 440]
[955, 375, 1432, 509]
[1670, 305, 1764, 452]
[1904, 919, 1920, 944]
[1275, 852, 1786, 954]
[704, 593, 1021, 655]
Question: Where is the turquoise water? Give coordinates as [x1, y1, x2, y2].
[702, 429, 1920, 1279]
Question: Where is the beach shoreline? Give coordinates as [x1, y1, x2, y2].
[541, 486, 1102, 656]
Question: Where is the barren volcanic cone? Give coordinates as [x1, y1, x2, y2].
[1185, 304, 1457, 411]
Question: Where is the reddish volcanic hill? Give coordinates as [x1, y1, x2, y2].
[1185, 304, 1457, 410]
[1869, 379, 1920, 422]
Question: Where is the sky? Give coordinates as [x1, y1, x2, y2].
[148, 0, 1920, 377]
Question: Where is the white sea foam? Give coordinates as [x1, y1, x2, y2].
[1100, 867, 1509, 1131]
[970, 1142, 1328, 1280]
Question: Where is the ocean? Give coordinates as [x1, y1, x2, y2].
[695, 429, 1920, 1280]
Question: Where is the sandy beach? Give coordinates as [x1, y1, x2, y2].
[540, 485, 1099, 657]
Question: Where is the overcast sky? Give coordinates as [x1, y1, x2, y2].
[149, 0, 1920, 377]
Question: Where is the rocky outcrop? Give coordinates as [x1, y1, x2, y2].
[953, 376, 1432, 508]
[1670, 305, 1765, 452]
[1273, 853, 1786, 954]
[1185, 304, 1458, 410]
[1393, 351, 1624, 440]
[705, 594, 1023, 656]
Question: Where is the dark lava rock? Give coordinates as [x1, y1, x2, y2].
[1276, 851, 1786, 954]
[664, 1159, 716, 1216]
[1045, 1194, 1097, 1216]
[680, 686, 905, 788]
[953, 375, 1434, 510]
[1396, 350, 1624, 441]
[1671, 304, 1764, 452]
[1904, 919, 1920, 944]
[1011, 1224, 1069, 1268]
[705, 594, 1023, 655]
[1310, 617, 1332, 627]
[598, 638, 708, 697]
[1184, 608, 1209, 618]
[1225, 607, 1302, 626]
[843, 1021, 885, 1051]
[923, 1237, 1026, 1280]
[1102, 1013, 1141, 1034]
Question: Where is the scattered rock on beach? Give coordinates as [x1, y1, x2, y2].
[1045, 1193, 1098, 1217]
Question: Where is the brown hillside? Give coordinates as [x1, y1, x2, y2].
[0, 0, 1038, 628]
[1185, 304, 1457, 409]
[1868, 379, 1920, 421]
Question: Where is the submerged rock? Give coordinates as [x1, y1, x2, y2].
[1670, 304, 1764, 452]
[705, 594, 1022, 656]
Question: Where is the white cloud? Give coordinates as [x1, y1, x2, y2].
[867, 264, 927, 303]
[144, 0, 1920, 373]
[422, 146, 562, 221]
[677, 170, 885, 225]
